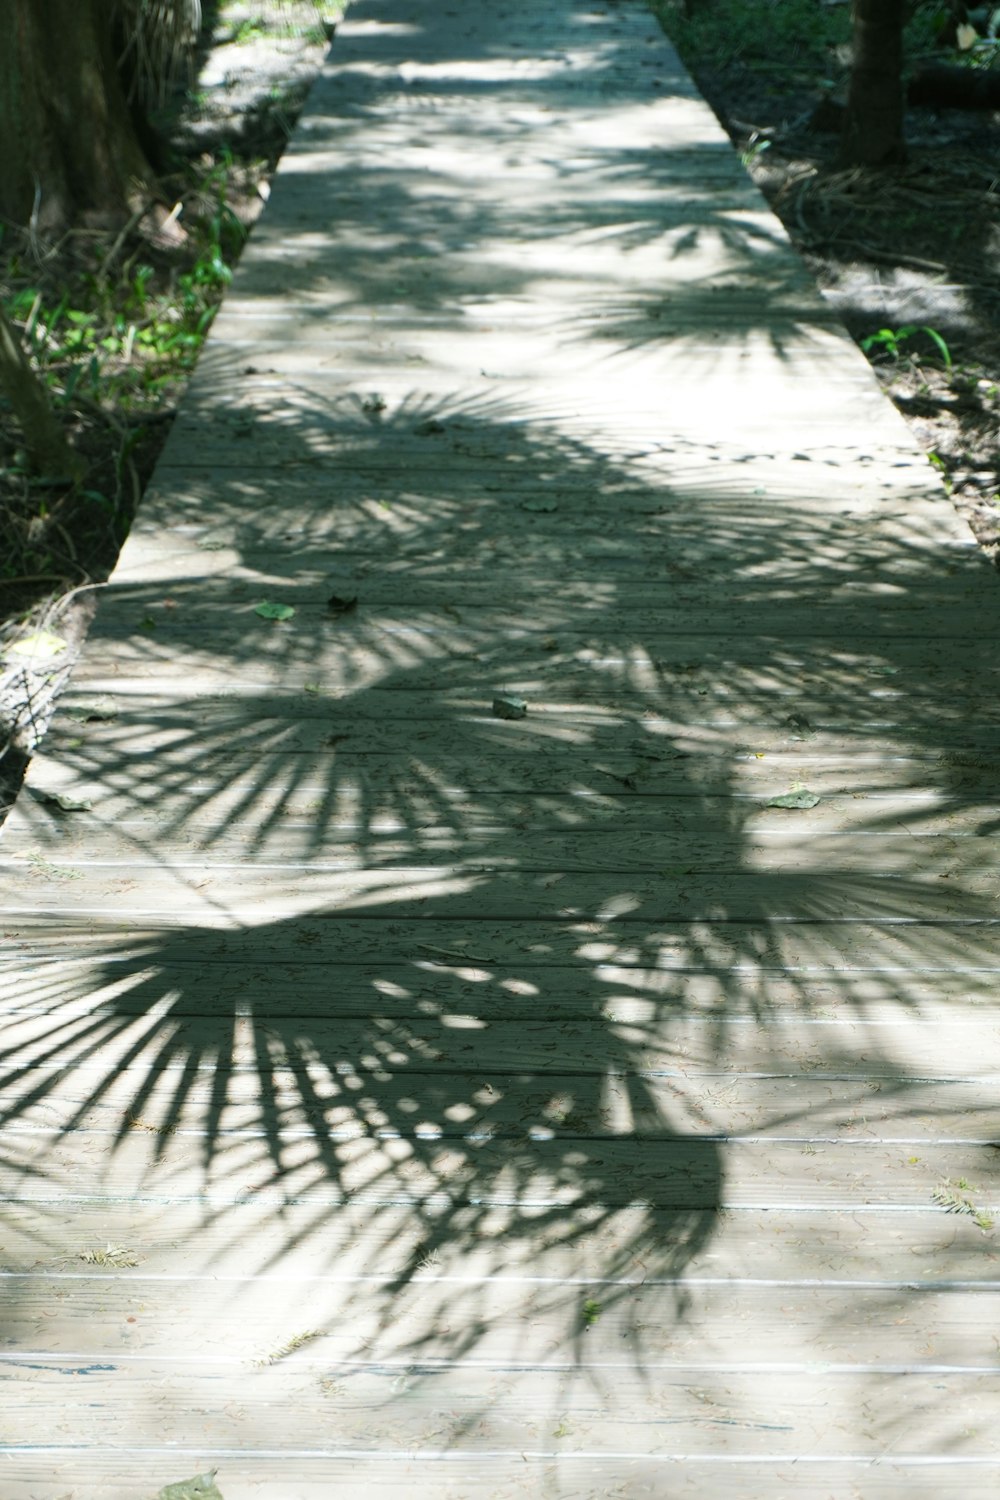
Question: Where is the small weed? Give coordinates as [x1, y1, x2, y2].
[252, 1328, 325, 1366]
[79, 1243, 141, 1267]
[927, 452, 953, 493]
[25, 855, 81, 882]
[229, 16, 269, 44]
[933, 1178, 994, 1230]
[740, 134, 771, 168]
[581, 1298, 603, 1328]
[860, 324, 952, 370]
[127, 1112, 176, 1134]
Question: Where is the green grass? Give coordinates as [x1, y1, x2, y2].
[650, 0, 975, 85]
[860, 323, 952, 371]
[650, 0, 850, 78]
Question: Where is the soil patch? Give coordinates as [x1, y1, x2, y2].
[661, 1, 1000, 558]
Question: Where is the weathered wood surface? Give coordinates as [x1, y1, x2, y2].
[2, 0, 1000, 1495]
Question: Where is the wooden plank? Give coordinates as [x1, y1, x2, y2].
[0, 1201, 995, 1283]
[25, 998, 1000, 1081]
[1, 914, 995, 974]
[31, 690, 1000, 753]
[124, 472, 981, 555]
[9, 700, 1000, 807]
[2, 1067, 997, 1149]
[0, 860, 993, 925]
[4, 1355, 1000, 1426]
[79, 600, 997, 647]
[0, 1348, 999, 1456]
[4, 954, 1000, 1021]
[2, 1128, 997, 1214]
[148, 417, 936, 468]
[86, 551, 1000, 617]
[177, 345, 884, 400]
[7, 827, 998, 882]
[1, 1020, 1000, 1092]
[1, 1454, 999, 1500]
[55, 659, 1000, 721]
[28, 701, 998, 752]
[4, 1271, 1000, 1366]
[72, 635, 997, 685]
[97, 509, 984, 568]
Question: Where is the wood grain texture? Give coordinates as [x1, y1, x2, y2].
[1, 0, 999, 1493]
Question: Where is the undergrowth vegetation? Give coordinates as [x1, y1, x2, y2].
[0, 152, 246, 595]
[656, 0, 990, 98]
[0, 0, 336, 798]
[653, 0, 1000, 563]
[0, 2, 334, 600]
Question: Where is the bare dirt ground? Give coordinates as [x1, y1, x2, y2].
[2, 1, 997, 820]
[685, 38, 1000, 559]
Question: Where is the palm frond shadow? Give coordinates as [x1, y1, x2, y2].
[3, 2, 1000, 1442]
[3, 387, 999, 1414]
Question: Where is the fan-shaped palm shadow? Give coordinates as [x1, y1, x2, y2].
[4, 387, 1000, 1440]
[2, 0, 1000, 1459]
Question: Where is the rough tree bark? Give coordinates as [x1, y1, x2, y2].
[840, 0, 907, 167]
[0, 306, 82, 480]
[0, 0, 156, 230]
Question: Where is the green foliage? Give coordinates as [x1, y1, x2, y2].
[652, 0, 851, 77]
[933, 1177, 994, 1231]
[1, 157, 243, 420]
[860, 323, 952, 370]
[651, 0, 993, 84]
[218, 0, 342, 47]
[581, 1297, 603, 1327]
[0, 149, 247, 588]
[905, 1, 951, 60]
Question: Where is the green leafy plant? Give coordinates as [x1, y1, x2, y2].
[652, 0, 851, 77]
[251, 1327, 325, 1366]
[740, 134, 771, 168]
[933, 1177, 994, 1231]
[581, 1297, 603, 1327]
[860, 323, 952, 370]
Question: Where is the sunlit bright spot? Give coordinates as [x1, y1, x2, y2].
[356, 1099, 390, 1130]
[372, 979, 411, 999]
[576, 941, 618, 962]
[542, 1092, 577, 1123]
[595, 892, 643, 920]
[500, 978, 539, 996]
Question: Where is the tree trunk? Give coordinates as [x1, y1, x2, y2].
[0, 306, 81, 481]
[840, 0, 907, 167]
[0, 0, 156, 230]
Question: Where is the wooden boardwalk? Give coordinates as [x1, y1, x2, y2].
[2, 1, 1000, 1494]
